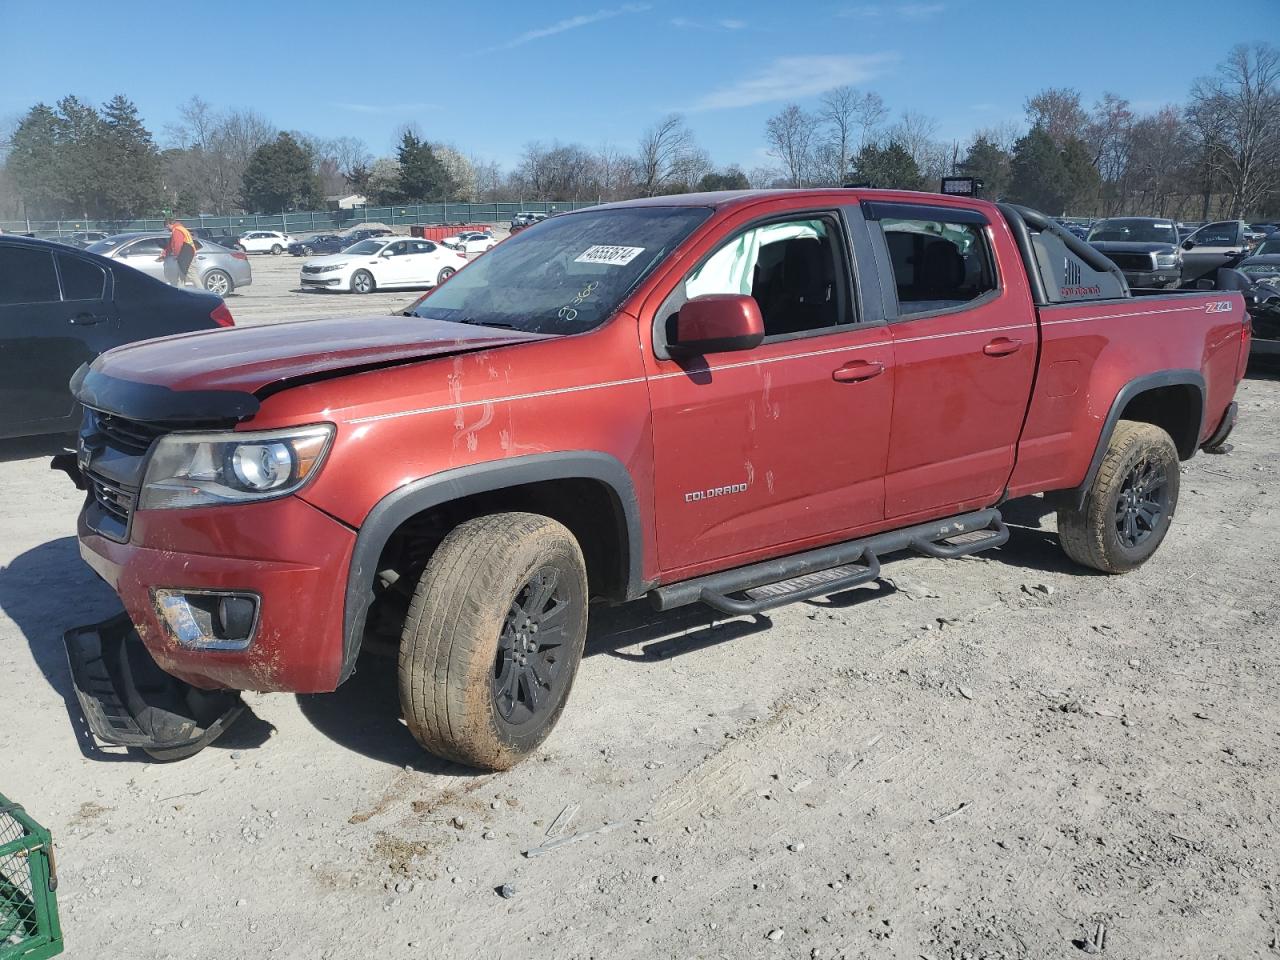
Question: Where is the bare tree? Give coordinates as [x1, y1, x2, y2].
[1187, 43, 1280, 218]
[636, 114, 700, 196]
[1024, 88, 1088, 145]
[1086, 93, 1135, 214]
[816, 87, 858, 185]
[164, 99, 276, 212]
[765, 104, 817, 187]
[887, 111, 947, 183]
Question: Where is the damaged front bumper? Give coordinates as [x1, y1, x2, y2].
[64, 613, 245, 760]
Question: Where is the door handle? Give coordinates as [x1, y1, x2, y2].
[983, 337, 1023, 357]
[832, 360, 885, 383]
[70, 313, 105, 326]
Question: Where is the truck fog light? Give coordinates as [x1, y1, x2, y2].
[153, 589, 260, 650]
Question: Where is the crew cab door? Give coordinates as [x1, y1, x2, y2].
[865, 201, 1036, 519]
[645, 208, 894, 576]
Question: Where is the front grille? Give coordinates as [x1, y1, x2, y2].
[95, 411, 164, 455]
[302, 265, 326, 275]
[1108, 252, 1156, 272]
[88, 472, 136, 528]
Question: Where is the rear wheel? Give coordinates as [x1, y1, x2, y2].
[398, 513, 588, 770]
[202, 269, 232, 296]
[351, 269, 375, 294]
[270, 244, 283, 256]
[1058, 420, 1180, 573]
[437, 266, 456, 285]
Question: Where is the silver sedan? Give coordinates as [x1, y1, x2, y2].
[86, 232, 253, 296]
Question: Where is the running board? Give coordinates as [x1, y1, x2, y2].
[650, 509, 1008, 616]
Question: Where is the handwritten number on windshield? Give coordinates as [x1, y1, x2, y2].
[557, 281, 599, 323]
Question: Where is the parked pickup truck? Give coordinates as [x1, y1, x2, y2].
[58, 189, 1248, 769]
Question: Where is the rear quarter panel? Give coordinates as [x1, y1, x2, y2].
[1006, 292, 1245, 497]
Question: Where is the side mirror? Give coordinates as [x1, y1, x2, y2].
[1182, 239, 1195, 250]
[668, 294, 765, 358]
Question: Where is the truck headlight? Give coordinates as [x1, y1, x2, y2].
[139, 424, 334, 510]
[1155, 254, 1179, 269]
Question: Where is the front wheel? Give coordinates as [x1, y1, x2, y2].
[350, 269, 375, 294]
[202, 269, 232, 296]
[1057, 420, 1181, 573]
[437, 266, 456, 285]
[398, 513, 588, 770]
[302, 245, 314, 256]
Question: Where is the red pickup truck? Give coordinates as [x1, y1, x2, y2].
[60, 189, 1248, 768]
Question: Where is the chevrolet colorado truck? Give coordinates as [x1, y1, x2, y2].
[58, 189, 1248, 769]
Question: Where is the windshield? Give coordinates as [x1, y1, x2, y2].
[410, 206, 711, 334]
[1087, 219, 1178, 245]
[343, 239, 384, 255]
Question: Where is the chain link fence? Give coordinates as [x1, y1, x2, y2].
[1, 199, 603, 239]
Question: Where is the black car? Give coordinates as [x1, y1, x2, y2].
[287, 234, 348, 256]
[1087, 217, 1183, 288]
[0, 236, 234, 439]
[343, 227, 393, 244]
[192, 228, 243, 250]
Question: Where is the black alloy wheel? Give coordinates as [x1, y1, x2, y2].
[1114, 457, 1169, 549]
[492, 567, 571, 727]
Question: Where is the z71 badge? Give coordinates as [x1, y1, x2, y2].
[1205, 301, 1233, 314]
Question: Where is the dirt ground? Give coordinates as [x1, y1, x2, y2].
[0, 270, 1277, 959]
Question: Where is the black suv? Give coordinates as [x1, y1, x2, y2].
[1087, 217, 1182, 288]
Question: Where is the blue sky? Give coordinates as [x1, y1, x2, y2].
[0, 0, 1271, 172]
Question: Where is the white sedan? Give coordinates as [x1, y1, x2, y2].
[441, 231, 497, 255]
[300, 237, 467, 294]
[238, 230, 297, 255]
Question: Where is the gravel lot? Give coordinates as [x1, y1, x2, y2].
[1, 267, 1277, 959]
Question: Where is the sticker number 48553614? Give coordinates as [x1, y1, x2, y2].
[574, 245, 645, 266]
[1205, 300, 1234, 313]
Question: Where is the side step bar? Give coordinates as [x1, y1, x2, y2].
[650, 509, 1008, 616]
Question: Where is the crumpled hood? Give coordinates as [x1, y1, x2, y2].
[74, 314, 552, 424]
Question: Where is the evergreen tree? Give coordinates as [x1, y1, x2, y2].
[848, 141, 924, 190]
[52, 96, 106, 217]
[697, 168, 751, 191]
[396, 132, 455, 202]
[5, 103, 62, 216]
[99, 95, 163, 219]
[1009, 126, 1068, 213]
[958, 135, 1011, 200]
[1059, 135, 1101, 214]
[241, 132, 319, 212]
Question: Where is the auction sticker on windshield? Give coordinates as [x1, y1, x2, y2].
[574, 245, 645, 266]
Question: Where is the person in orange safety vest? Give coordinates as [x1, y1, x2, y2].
[158, 215, 196, 286]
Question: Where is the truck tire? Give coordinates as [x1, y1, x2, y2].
[1057, 420, 1181, 574]
[398, 512, 588, 770]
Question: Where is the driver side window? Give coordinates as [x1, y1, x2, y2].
[679, 216, 849, 338]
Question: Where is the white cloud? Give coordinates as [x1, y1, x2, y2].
[899, 3, 945, 19]
[334, 102, 439, 115]
[490, 4, 650, 51]
[670, 16, 749, 30]
[685, 53, 898, 111]
[839, 3, 944, 19]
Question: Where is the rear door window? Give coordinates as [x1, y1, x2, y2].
[877, 216, 997, 316]
[0, 246, 61, 305]
[56, 254, 107, 301]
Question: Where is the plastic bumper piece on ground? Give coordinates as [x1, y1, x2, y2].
[63, 613, 244, 760]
